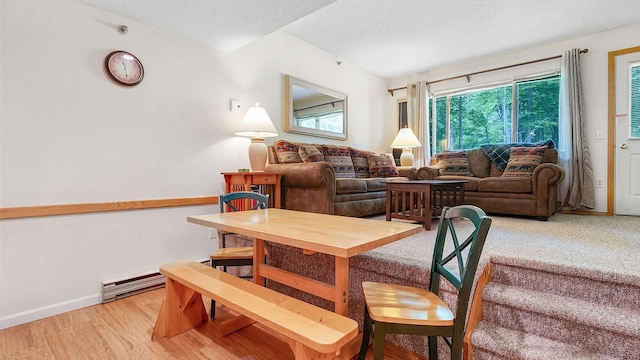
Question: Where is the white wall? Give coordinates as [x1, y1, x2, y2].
[0, 0, 388, 328]
[387, 23, 640, 213]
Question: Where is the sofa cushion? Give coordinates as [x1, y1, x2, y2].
[321, 145, 356, 178]
[436, 175, 479, 191]
[502, 146, 547, 177]
[335, 178, 367, 194]
[273, 140, 302, 163]
[368, 154, 400, 178]
[298, 145, 325, 163]
[434, 151, 473, 176]
[350, 147, 374, 178]
[480, 140, 555, 171]
[477, 177, 532, 193]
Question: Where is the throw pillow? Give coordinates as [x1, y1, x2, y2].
[321, 145, 356, 178]
[367, 153, 400, 178]
[434, 151, 473, 176]
[298, 145, 325, 163]
[502, 146, 547, 177]
[273, 140, 302, 163]
[349, 147, 374, 178]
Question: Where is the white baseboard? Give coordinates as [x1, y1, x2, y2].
[0, 293, 101, 330]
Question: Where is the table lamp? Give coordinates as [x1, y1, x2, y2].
[234, 103, 278, 171]
[391, 127, 422, 166]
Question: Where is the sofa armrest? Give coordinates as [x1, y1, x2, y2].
[416, 166, 440, 180]
[532, 163, 565, 194]
[265, 162, 335, 188]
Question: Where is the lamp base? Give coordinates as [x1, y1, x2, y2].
[399, 148, 415, 167]
[248, 138, 267, 171]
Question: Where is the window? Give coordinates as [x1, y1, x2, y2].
[630, 63, 640, 138]
[429, 74, 560, 153]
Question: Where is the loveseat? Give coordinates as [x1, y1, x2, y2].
[264, 140, 418, 217]
[417, 141, 565, 220]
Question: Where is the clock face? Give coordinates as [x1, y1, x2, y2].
[105, 51, 144, 86]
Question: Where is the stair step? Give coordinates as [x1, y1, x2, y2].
[481, 283, 640, 359]
[490, 255, 640, 311]
[471, 322, 623, 360]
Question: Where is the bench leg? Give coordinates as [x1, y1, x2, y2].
[288, 340, 335, 360]
[151, 278, 208, 340]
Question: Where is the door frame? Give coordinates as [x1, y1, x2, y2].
[607, 46, 640, 215]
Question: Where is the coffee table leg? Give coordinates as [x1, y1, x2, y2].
[424, 184, 431, 230]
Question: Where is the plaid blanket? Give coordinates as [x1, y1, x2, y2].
[480, 140, 555, 171]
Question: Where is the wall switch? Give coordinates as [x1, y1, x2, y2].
[209, 228, 218, 239]
[595, 178, 604, 188]
[230, 100, 241, 112]
[596, 129, 604, 140]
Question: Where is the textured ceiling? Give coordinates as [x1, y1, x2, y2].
[76, 0, 640, 79]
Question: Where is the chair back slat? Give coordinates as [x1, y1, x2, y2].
[219, 191, 270, 213]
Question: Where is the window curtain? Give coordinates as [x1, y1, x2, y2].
[558, 49, 595, 209]
[407, 81, 430, 166]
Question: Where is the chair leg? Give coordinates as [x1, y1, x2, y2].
[428, 336, 438, 360]
[357, 308, 373, 360]
[373, 322, 386, 360]
[210, 299, 216, 319]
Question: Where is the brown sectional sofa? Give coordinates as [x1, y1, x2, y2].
[417, 144, 565, 220]
[264, 140, 418, 217]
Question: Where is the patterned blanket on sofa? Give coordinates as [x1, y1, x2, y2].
[480, 140, 555, 171]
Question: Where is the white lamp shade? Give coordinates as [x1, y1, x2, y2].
[234, 104, 278, 139]
[391, 127, 422, 148]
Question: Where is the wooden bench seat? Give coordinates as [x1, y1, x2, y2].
[151, 261, 359, 360]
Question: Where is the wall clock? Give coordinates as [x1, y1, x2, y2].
[104, 50, 144, 86]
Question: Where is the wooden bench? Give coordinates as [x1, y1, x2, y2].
[151, 261, 359, 360]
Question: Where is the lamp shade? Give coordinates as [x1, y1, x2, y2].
[391, 127, 422, 148]
[234, 103, 278, 139]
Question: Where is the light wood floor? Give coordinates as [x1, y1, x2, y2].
[0, 289, 427, 360]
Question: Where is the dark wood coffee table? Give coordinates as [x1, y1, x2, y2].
[385, 179, 468, 230]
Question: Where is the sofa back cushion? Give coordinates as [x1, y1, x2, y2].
[367, 153, 400, 177]
[480, 140, 555, 172]
[273, 140, 302, 163]
[464, 148, 491, 178]
[321, 145, 356, 178]
[434, 151, 473, 176]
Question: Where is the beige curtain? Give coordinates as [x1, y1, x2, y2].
[559, 49, 595, 209]
[406, 81, 430, 166]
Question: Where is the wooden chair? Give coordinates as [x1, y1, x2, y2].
[210, 191, 269, 319]
[357, 205, 492, 360]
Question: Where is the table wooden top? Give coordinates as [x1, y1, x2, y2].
[188, 209, 423, 258]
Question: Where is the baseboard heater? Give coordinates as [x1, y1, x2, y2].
[101, 259, 210, 303]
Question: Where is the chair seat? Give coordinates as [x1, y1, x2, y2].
[362, 281, 454, 326]
[210, 246, 256, 260]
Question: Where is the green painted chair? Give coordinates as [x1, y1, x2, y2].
[357, 205, 492, 360]
[210, 191, 269, 319]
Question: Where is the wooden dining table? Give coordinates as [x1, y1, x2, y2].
[187, 208, 423, 316]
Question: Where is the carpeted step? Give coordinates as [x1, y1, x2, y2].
[471, 322, 622, 360]
[480, 282, 640, 359]
[490, 255, 640, 311]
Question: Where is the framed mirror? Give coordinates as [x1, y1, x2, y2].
[284, 75, 348, 140]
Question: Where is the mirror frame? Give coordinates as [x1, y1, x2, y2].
[284, 75, 348, 140]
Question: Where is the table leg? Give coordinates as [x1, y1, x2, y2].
[424, 184, 432, 230]
[254, 238, 266, 286]
[334, 257, 349, 316]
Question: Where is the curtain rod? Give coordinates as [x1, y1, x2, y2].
[387, 48, 589, 95]
[294, 99, 344, 112]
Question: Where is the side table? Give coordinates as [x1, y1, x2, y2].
[385, 180, 468, 230]
[222, 172, 283, 209]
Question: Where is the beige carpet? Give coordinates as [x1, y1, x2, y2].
[367, 213, 640, 285]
